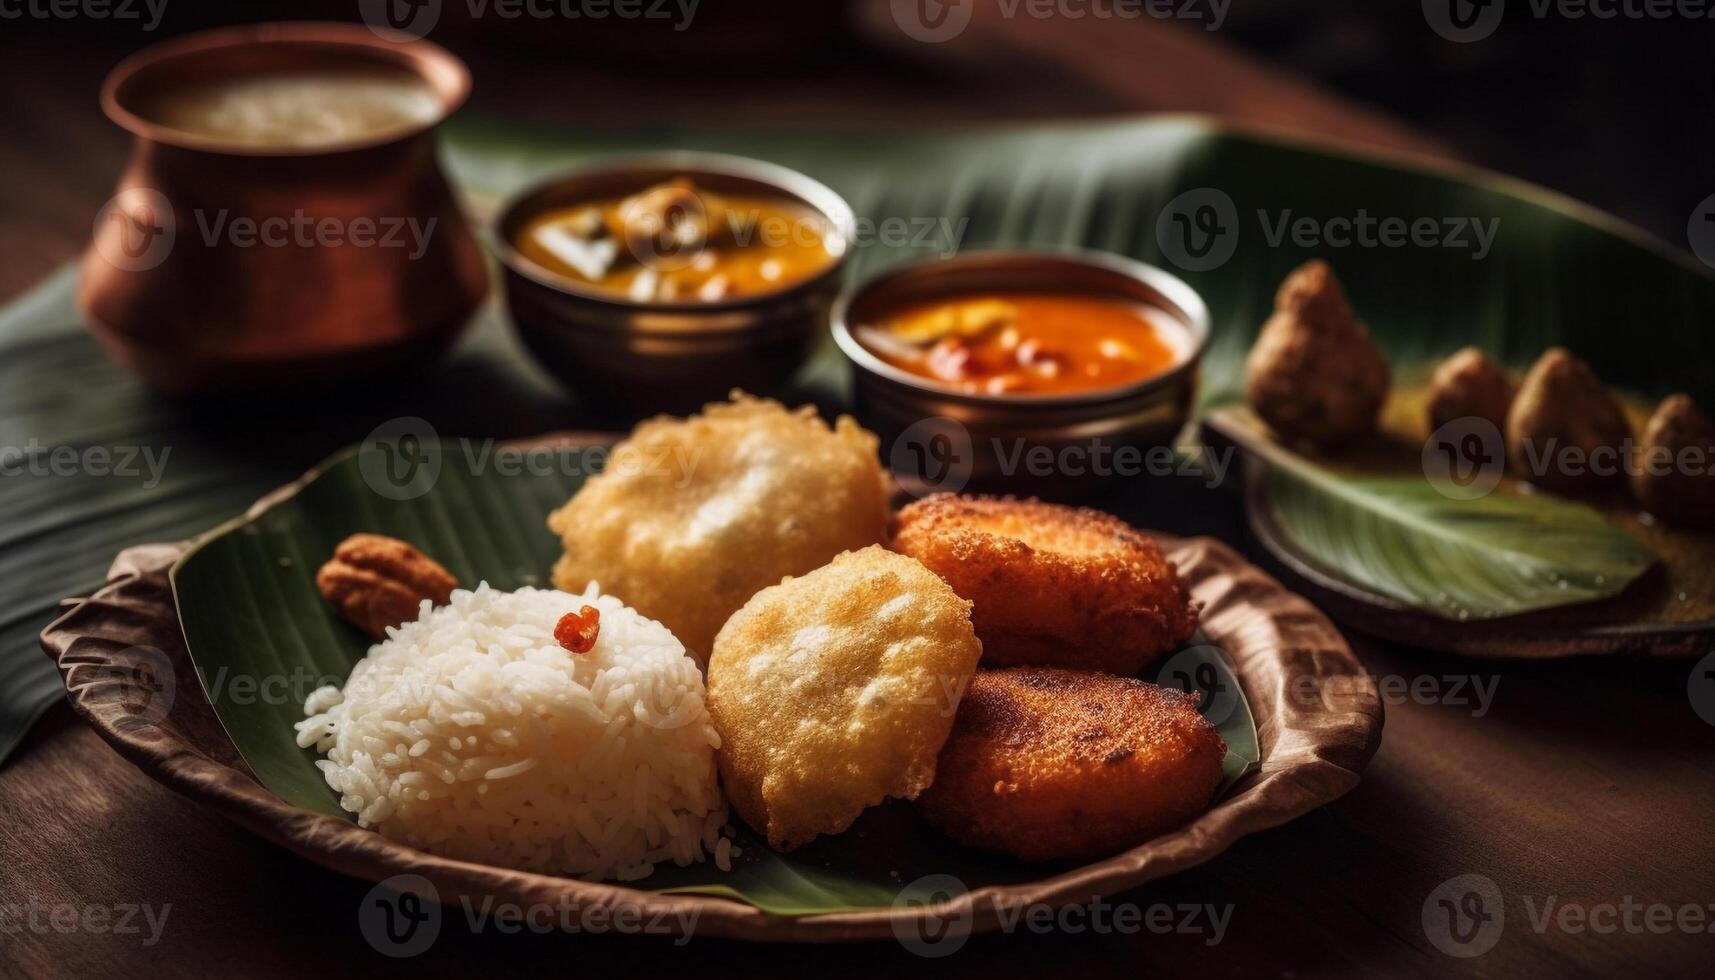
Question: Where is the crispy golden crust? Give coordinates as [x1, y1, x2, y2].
[547, 393, 890, 660]
[1244, 260, 1390, 447]
[707, 547, 982, 851]
[889, 495, 1198, 675]
[918, 668, 1225, 862]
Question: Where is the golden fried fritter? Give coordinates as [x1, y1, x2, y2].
[707, 546, 982, 851]
[1632, 394, 1715, 528]
[547, 393, 890, 660]
[1506, 348, 1630, 494]
[1427, 346, 1514, 434]
[1244, 260, 1390, 447]
[918, 668, 1226, 862]
[890, 495, 1197, 675]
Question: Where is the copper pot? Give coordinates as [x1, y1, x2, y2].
[79, 22, 488, 394]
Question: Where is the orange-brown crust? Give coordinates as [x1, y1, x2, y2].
[918, 668, 1226, 862]
[889, 495, 1198, 675]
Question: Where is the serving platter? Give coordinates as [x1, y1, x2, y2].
[1202, 401, 1715, 659]
[42, 436, 1381, 942]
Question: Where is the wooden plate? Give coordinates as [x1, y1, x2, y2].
[1203, 406, 1715, 659]
[41, 436, 1382, 942]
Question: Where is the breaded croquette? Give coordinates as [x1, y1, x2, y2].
[918, 668, 1226, 862]
[548, 393, 890, 660]
[707, 546, 983, 851]
[890, 494, 1198, 675]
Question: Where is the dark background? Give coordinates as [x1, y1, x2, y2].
[4, 0, 1709, 247]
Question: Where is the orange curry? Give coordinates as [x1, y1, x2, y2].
[855, 293, 1184, 396]
[515, 178, 837, 303]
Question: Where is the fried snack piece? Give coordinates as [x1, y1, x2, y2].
[548, 393, 890, 659]
[1505, 348, 1630, 494]
[1632, 394, 1715, 528]
[1427, 346, 1515, 433]
[1244, 260, 1390, 447]
[890, 495, 1197, 675]
[707, 546, 982, 850]
[919, 668, 1225, 862]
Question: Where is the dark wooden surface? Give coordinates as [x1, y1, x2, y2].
[2, 4, 1711, 977]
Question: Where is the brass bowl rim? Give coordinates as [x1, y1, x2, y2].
[831, 248, 1212, 408]
[100, 21, 470, 159]
[492, 151, 856, 316]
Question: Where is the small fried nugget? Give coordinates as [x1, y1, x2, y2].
[707, 546, 982, 851]
[548, 393, 890, 659]
[918, 668, 1225, 862]
[890, 495, 1197, 675]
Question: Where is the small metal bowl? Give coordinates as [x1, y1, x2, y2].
[493, 152, 854, 418]
[831, 250, 1211, 495]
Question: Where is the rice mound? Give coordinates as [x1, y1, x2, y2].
[296, 583, 729, 882]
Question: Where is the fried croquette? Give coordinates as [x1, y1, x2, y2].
[1632, 394, 1715, 528]
[1427, 346, 1515, 434]
[1244, 260, 1390, 447]
[890, 494, 1198, 675]
[707, 546, 982, 851]
[547, 393, 890, 659]
[1506, 348, 1630, 494]
[918, 668, 1226, 862]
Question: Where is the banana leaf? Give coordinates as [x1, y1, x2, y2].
[7, 112, 1713, 763]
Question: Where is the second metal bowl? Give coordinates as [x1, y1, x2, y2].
[831, 249, 1212, 495]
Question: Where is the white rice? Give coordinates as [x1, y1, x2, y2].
[296, 583, 728, 882]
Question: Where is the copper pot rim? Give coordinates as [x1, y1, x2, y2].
[99, 21, 470, 159]
[831, 247, 1212, 409]
[492, 150, 857, 316]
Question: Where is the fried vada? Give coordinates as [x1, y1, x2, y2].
[548, 393, 890, 659]
[707, 546, 982, 851]
[918, 668, 1226, 862]
[890, 494, 1197, 674]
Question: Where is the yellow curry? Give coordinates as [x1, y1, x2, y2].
[855, 293, 1185, 396]
[515, 178, 838, 303]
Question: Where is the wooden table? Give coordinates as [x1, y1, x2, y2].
[2, 5, 1709, 977]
